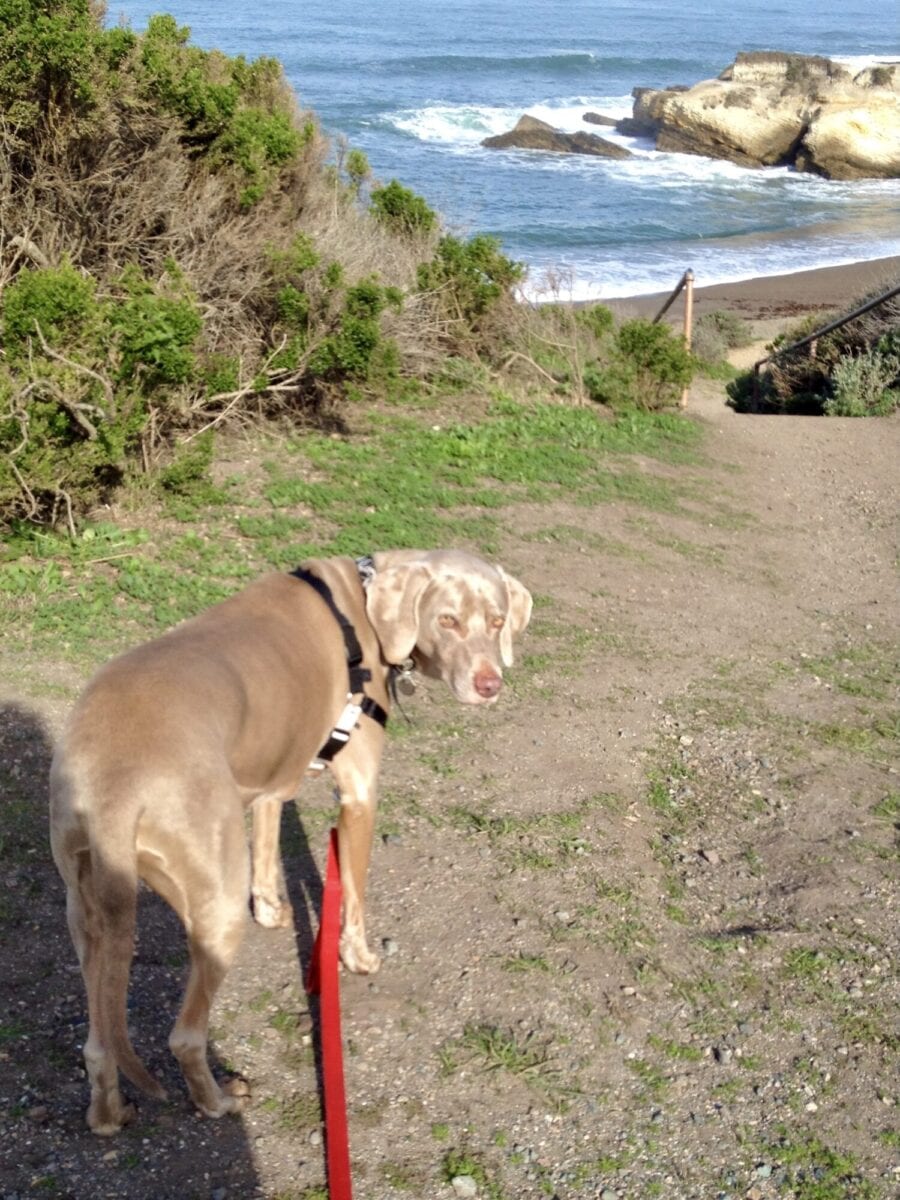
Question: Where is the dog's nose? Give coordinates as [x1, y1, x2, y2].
[474, 668, 502, 698]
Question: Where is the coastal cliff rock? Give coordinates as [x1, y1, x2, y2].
[482, 115, 632, 158]
[626, 51, 900, 179]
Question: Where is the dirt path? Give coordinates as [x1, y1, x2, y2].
[1, 368, 898, 1200]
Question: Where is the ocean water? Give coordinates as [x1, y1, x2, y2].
[110, 0, 900, 299]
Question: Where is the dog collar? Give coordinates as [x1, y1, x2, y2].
[290, 565, 388, 772]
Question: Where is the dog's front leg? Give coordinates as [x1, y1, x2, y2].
[330, 751, 382, 974]
[250, 792, 294, 928]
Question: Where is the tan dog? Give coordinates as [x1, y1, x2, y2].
[49, 549, 531, 1135]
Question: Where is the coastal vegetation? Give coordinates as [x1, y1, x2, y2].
[0, 0, 697, 533]
[727, 288, 900, 415]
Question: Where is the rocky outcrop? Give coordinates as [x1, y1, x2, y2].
[482, 115, 632, 159]
[582, 111, 617, 127]
[621, 51, 900, 179]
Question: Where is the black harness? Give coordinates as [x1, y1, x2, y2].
[290, 564, 389, 769]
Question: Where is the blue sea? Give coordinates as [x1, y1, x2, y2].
[109, 0, 900, 299]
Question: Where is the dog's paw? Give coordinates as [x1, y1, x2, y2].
[251, 891, 293, 929]
[339, 933, 382, 975]
[87, 1100, 136, 1136]
[197, 1077, 251, 1119]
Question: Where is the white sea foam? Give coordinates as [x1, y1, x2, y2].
[385, 95, 635, 146]
[523, 238, 900, 304]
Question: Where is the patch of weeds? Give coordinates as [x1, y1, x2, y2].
[626, 1057, 668, 1099]
[627, 515, 725, 566]
[450, 797, 599, 874]
[442, 1023, 573, 1109]
[441, 1148, 504, 1200]
[248, 988, 274, 1012]
[431, 1122, 450, 1141]
[269, 1008, 303, 1037]
[798, 643, 898, 702]
[646, 1034, 703, 1063]
[417, 750, 458, 778]
[873, 791, 900, 825]
[0, 1018, 30, 1044]
[277, 1092, 321, 1133]
[768, 1128, 880, 1198]
[800, 712, 899, 759]
[379, 1162, 427, 1191]
[523, 523, 648, 562]
[502, 952, 551, 973]
[838, 1012, 899, 1052]
[457, 1023, 553, 1078]
[782, 947, 830, 983]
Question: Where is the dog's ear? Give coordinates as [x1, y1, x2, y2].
[365, 563, 432, 664]
[497, 568, 533, 667]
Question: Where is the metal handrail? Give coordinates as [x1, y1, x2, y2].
[752, 278, 900, 404]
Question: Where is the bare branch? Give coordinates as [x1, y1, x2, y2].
[33, 322, 116, 417]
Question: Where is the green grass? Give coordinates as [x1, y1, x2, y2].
[0, 400, 703, 667]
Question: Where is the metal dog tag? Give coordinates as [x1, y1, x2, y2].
[394, 658, 417, 696]
[397, 674, 417, 696]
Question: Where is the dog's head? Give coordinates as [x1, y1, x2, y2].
[366, 550, 532, 705]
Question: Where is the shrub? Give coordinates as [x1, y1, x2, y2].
[416, 234, 525, 361]
[370, 180, 437, 236]
[824, 350, 900, 417]
[1, 259, 97, 353]
[576, 304, 615, 340]
[111, 266, 203, 386]
[584, 320, 694, 410]
[692, 309, 753, 365]
[727, 279, 900, 414]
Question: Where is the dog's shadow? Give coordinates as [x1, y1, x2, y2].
[0, 701, 265, 1200]
[279, 800, 329, 1104]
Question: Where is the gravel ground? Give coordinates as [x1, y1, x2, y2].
[1, 338, 898, 1199]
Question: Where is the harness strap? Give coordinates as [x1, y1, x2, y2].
[290, 566, 388, 767]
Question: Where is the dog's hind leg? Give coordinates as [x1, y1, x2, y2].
[167, 812, 252, 1118]
[65, 854, 139, 1135]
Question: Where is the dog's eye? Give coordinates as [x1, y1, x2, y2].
[491, 616, 505, 630]
[438, 613, 458, 629]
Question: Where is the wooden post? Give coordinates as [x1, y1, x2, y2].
[680, 269, 694, 409]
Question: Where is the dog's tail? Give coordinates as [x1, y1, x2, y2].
[85, 829, 168, 1101]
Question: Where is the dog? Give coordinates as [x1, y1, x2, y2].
[49, 548, 532, 1134]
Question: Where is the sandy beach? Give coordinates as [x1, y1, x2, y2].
[606, 254, 900, 323]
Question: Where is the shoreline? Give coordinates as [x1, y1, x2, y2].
[602, 255, 900, 323]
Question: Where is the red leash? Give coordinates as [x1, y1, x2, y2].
[305, 828, 353, 1200]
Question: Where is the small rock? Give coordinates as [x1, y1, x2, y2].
[381, 937, 399, 957]
[755, 1163, 773, 1179]
[211, 1189, 227, 1200]
[451, 1175, 478, 1198]
[308, 1129, 322, 1146]
[700, 848, 720, 866]
[601, 1189, 618, 1200]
